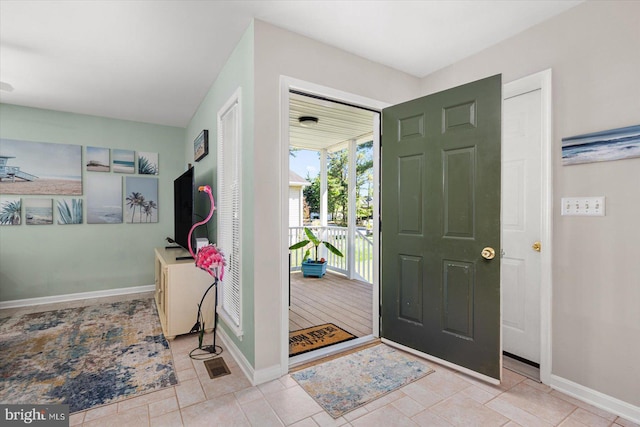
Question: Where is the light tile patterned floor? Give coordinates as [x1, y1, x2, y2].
[2, 295, 638, 427]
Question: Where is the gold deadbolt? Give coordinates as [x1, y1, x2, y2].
[532, 241, 541, 252]
[481, 247, 496, 260]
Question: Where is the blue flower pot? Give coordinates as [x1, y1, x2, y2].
[302, 260, 327, 278]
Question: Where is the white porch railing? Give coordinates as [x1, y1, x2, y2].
[289, 226, 373, 284]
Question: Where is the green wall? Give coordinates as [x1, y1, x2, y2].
[0, 104, 185, 301]
[185, 23, 255, 365]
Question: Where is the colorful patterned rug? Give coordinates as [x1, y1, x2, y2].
[0, 298, 177, 413]
[291, 344, 434, 418]
[289, 323, 356, 356]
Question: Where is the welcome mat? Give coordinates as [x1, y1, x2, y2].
[289, 323, 356, 357]
[0, 298, 177, 413]
[291, 344, 434, 418]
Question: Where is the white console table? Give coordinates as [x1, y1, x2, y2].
[154, 247, 216, 340]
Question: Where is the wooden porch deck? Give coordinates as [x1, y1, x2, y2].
[289, 270, 373, 338]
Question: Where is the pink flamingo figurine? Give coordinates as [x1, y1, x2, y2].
[186, 185, 225, 355]
[187, 185, 226, 280]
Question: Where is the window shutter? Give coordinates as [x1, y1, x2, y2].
[217, 89, 242, 335]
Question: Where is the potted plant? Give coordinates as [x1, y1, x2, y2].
[289, 227, 344, 277]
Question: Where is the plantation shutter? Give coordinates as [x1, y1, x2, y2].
[217, 89, 242, 335]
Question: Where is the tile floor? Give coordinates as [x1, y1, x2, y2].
[2, 294, 638, 427]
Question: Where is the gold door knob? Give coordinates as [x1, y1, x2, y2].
[532, 241, 541, 252]
[481, 247, 496, 260]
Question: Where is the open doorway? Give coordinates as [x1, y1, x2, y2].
[286, 90, 380, 363]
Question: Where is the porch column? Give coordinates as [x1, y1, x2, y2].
[319, 148, 328, 258]
[347, 139, 357, 279]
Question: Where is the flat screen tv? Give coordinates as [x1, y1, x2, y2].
[173, 167, 195, 251]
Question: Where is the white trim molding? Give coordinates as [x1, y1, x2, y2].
[279, 75, 389, 377]
[0, 285, 155, 309]
[217, 325, 280, 386]
[550, 375, 640, 424]
[503, 69, 553, 385]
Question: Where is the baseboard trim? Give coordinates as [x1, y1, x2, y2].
[549, 374, 640, 424]
[217, 327, 281, 386]
[0, 285, 155, 309]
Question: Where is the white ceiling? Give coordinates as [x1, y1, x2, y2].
[0, 1, 582, 128]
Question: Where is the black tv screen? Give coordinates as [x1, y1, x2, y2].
[173, 167, 195, 251]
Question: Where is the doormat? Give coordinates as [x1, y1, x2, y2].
[0, 298, 177, 413]
[292, 344, 434, 418]
[289, 323, 356, 357]
[204, 357, 231, 380]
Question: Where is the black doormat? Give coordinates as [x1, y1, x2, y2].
[204, 357, 231, 380]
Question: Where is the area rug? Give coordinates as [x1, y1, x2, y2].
[0, 298, 177, 413]
[289, 323, 356, 356]
[291, 344, 434, 418]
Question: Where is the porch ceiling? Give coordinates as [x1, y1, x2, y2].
[289, 92, 376, 152]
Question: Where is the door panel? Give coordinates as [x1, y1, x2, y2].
[381, 75, 502, 380]
[502, 88, 542, 363]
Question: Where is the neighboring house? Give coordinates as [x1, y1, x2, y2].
[288, 170, 309, 227]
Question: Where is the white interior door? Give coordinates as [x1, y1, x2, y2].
[502, 85, 543, 363]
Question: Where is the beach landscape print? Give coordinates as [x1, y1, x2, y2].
[138, 151, 159, 175]
[125, 177, 158, 223]
[24, 198, 53, 225]
[562, 124, 640, 166]
[87, 174, 122, 224]
[86, 146, 110, 172]
[0, 197, 21, 225]
[112, 149, 135, 173]
[0, 138, 82, 195]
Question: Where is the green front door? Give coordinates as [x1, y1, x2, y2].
[381, 75, 502, 380]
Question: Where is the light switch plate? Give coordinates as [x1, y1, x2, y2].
[561, 197, 605, 216]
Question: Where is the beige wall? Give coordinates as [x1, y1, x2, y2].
[252, 19, 421, 371]
[420, 1, 640, 406]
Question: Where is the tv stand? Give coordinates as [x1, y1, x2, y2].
[154, 247, 215, 340]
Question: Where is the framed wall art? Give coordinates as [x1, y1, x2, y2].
[86, 146, 110, 172]
[562, 124, 640, 166]
[24, 198, 53, 225]
[194, 130, 208, 162]
[0, 197, 21, 226]
[138, 151, 159, 175]
[112, 149, 135, 173]
[125, 177, 158, 223]
[0, 138, 82, 195]
[86, 174, 122, 224]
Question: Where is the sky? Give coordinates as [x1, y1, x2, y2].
[289, 149, 319, 181]
[0, 138, 81, 179]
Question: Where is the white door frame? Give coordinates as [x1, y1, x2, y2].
[502, 69, 553, 384]
[279, 71, 552, 383]
[279, 76, 387, 375]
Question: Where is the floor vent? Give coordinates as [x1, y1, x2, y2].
[204, 357, 231, 380]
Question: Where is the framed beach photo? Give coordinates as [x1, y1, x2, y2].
[24, 198, 53, 225]
[125, 177, 158, 223]
[86, 174, 123, 224]
[86, 146, 110, 172]
[562, 124, 640, 166]
[112, 149, 135, 173]
[194, 130, 208, 162]
[138, 151, 159, 175]
[0, 138, 82, 195]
